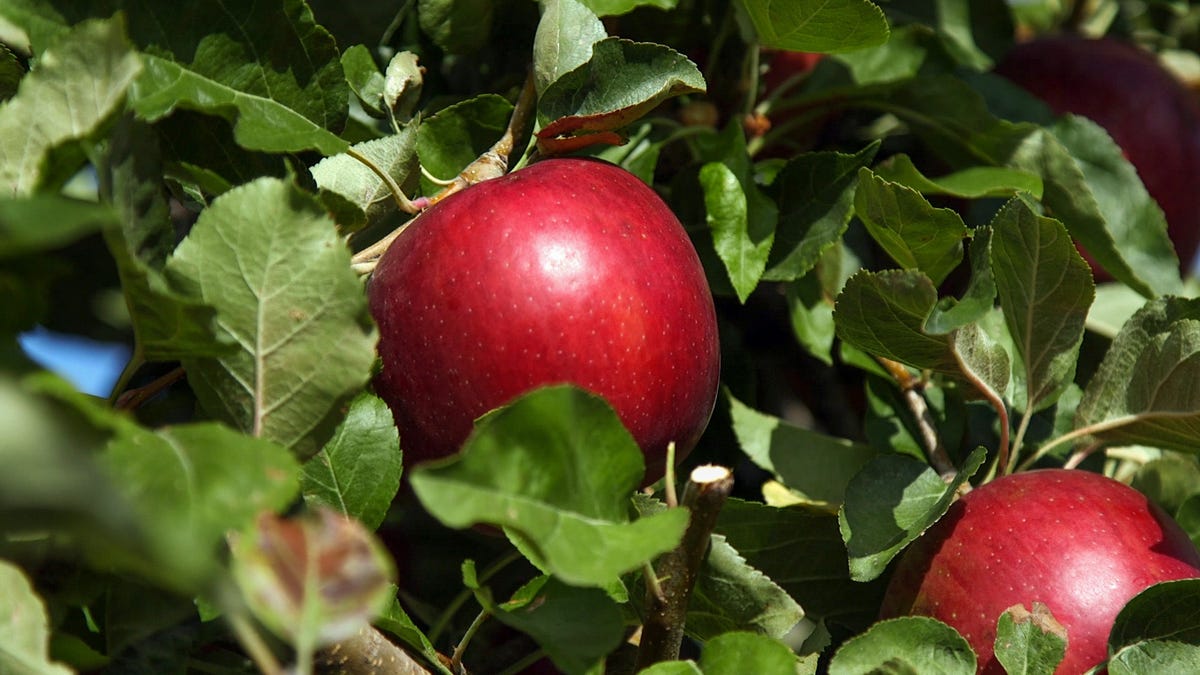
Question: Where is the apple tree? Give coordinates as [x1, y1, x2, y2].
[5, 0, 1200, 673]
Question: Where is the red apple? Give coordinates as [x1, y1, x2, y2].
[367, 157, 720, 482]
[995, 36, 1200, 275]
[879, 469, 1200, 674]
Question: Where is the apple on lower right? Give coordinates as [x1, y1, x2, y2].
[879, 469, 1200, 674]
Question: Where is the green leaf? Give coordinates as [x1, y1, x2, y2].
[699, 631, 799, 674]
[715, 498, 885, 627]
[1108, 579, 1200, 675]
[1075, 297, 1200, 455]
[418, 0, 493, 54]
[0, 560, 72, 675]
[576, 0, 678, 16]
[786, 272, 836, 364]
[102, 422, 301, 590]
[409, 386, 689, 588]
[491, 577, 625, 675]
[994, 603, 1068, 675]
[538, 38, 705, 142]
[834, 24, 928, 85]
[341, 45, 388, 118]
[925, 227, 997, 334]
[383, 52, 423, 122]
[310, 123, 420, 231]
[737, 0, 889, 53]
[533, 0, 607, 95]
[854, 168, 967, 286]
[415, 94, 512, 191]
[376, 597, 454, 675]
[0, 43, 22, 103]
[828, 617, 976, 675]
[639, 663, 703, 675]
[728, 391, 876, 506]
[874, 153, 1042, 199]
[990, 198, 1093, 413]
[685, 533, 804, 640]
[165, 178, 378, 459]
[0, 196, 116, 258]
[834, 270, 958, 373]
[763, 142, 879, 282]
[838, 448, 985, 581]
[0, 17, 141, 196]
[1133, 455, 1200, 517]
[115, 0, 350, 156]
[302, 393, 402, 532]
[1010, 118, 1181, 298]
[701, 160, 775, 303]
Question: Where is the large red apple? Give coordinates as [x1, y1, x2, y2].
[879, 469, 1200, 674]
[367, 157, 720, 482]
[995, 36, 1200, 274]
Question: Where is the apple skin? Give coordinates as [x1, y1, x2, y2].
[995, 36, 1200, 274]
[367, 157, 720, 482]
[879, 469, 1200, 674]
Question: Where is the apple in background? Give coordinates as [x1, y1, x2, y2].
[367, 157, 721, 483]
[995, 35, 1200, 275]
[879, 469, 1200, 674]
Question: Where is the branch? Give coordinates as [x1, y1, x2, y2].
[315, 625, 437, 675]
[635, 465, 734, 669]
[877, 357, 957, 481]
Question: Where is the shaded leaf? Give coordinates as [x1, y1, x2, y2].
[925, 227, 997, 334]
[418, 0, 493, 54]
[383, 52, 423, 121]
[994, 603, 1068, 675]
[728, 391, 876, 506]
[165, 178, 378, 459]
[341, 45, 388, 117]
[854, 168, 967, 286]
[685, 533, 804, 640]
[1108, 579, 1200, 675]
[0, 196, 116, 258]
[376, 597, 454, 675]
[1075, 297, 1200, 455]
[415, 94, 512, 192]
[738, 0, 890, 53]
[0, 560, 72, 675]
[0, 17, 141, 196]
[874, 153, 1042, 199]
[763, 142, 879, 282]
[715, 498, 885, 627]
[834, 269, 958, 373]
[786, 272, 836, 364]
[828, 617, 976, 675]
[838, 448, 985, 581]
[577, 0, 678, 16]
[492, 577, 624, 675]
[302, 393, 402, 532]
[409, 386, 689, 588]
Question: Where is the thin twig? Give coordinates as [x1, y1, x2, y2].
[450, 609, 490, 674]
[635, 465, 734, 669]
[877, 357, 957, 480]
[114, 365, 186, 411]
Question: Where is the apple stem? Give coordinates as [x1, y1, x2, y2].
[348, 71, 538, 276]
[314, 625, 435, 675]
[877, 358, 958, 481]
[635, 464, 734, 669]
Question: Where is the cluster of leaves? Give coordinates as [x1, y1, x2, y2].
[6, 0, 1200, 673]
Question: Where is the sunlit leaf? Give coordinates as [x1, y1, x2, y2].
[0, 560, 72, 675]
[828, 617, 976, 674]
[737, 0, 889, 53]
[994, 603, 1068, 675]
[166, 178, 378, 459]
[874, 153, 1042, 199]
[1108, 579, 1200, 674]
[534, 0, 606, 95]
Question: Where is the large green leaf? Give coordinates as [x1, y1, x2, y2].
[409, 386, 689, 589]
[715, 499, 885, 627]
[165, 178, 378, 459]
[854, 168, 967, 286]
[990, 198, 1093, 413]
[0, 560, 72, 675]
[0, 17, 141, 196]
[737, 0, 889, 53]
[1011, 117, 1181, 298]
[828, 617, 976, 674]
[538, 38, 704, 144]
[701, 160, 775, 303]
[834, 269, 957, 373]
[685, 534, 804, 640]
[1074, 297, 1200, 453]
[301, 393, 402, 532]
[728, 391, 876, 506]
[699, 631, 800, 673]
[310, 123, 420, 232]
[838, 449, 985, 581]
[533, 0, 607, 95]
[762, 142, 879, 282]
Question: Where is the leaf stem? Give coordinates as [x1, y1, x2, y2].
[345, 146, 425, 215]
[635, 464, 734, 669]
[428, 548, 522, 645]
[227, 610, 286, 675]
[450, 608, 491, 673]
[107, 345, 145, 406]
